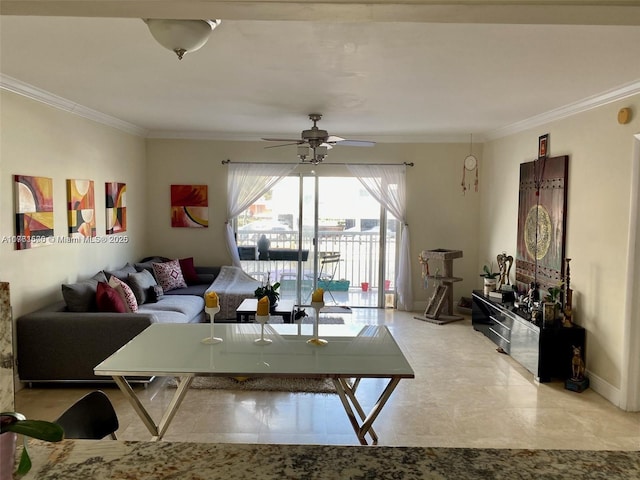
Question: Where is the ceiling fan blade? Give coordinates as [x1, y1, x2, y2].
[326, 135, 344, 143]
[328, 139, 376, 147]
[262, 138, 305, 143]
[264, 142, 304, 149]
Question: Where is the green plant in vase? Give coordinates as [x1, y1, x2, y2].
[480, 264, 499, 280]
[544, 283, 563, 305]
[254, 272, 280, 308]
[480, 263, 499, 294]
[1, 412, 64, 476]
[543, 283, 564, 322]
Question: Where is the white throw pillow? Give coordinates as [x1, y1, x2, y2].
[108, 276, 139, 313]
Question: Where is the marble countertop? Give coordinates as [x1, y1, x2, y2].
[19, 440, 640, 479]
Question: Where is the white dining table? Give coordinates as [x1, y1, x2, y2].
[95, 322, 414, 445]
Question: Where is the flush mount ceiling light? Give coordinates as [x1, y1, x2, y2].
[144, 19, 221, 59]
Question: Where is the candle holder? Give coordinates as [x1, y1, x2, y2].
[307, 301, 328, 346]
[254, 314, 272, 345]
[202, 306, 223, 344]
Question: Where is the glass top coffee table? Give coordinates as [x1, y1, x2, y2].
[95, 323, 414, 445]
[236, 298, 295, 323]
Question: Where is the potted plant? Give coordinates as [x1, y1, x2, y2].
[479, 264, 499, 295]
[1, 412, 64, 477]
[254, 272, 280, 309]
[543, 283, 563, 325]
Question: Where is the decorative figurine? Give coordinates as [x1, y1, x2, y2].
[565, 344, 589, 393]
[571, 345, 585, 380]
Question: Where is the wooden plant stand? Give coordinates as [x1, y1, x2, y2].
[415, 249, 464, 325]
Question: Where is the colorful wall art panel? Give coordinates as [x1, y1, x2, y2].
[170, 184, 208, 228]
[14, 175, 54, 250]
[105, 182, 127, 234]
[67, 179, 96, 238]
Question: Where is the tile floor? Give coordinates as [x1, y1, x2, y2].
[14, 309, 640, 450]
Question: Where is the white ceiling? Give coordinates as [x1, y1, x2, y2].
[1, 1, 640, 143]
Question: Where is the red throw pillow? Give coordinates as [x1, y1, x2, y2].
[179, 257, 200, 285]
[96, 281, 127, 313]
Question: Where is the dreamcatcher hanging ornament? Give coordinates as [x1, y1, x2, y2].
[462, 134, 478, 195]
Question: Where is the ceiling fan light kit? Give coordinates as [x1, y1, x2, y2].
[144, 19, 221, 59]
[263, 113, 375, 164]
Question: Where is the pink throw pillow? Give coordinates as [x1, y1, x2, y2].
[96, 281, 127, 313]
[108, 276, 139, 312]
[153, 259, 187, 292]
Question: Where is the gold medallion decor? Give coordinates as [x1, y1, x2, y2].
[516, 155, 568, 292]
[524, 204, 552, 260]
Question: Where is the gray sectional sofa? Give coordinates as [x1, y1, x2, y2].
[16, 257, 257, 384]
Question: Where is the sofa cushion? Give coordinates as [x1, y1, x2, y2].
[137, 295, 204, 324]
[153, 259, 187, 292]
[179, 257, 200, 285]
[135, 256, 170, 279]
[127, 270, 157, 305]
[62, 271, 108, 312]
[108, 276, 138, 312]
[96, 281, 127, 313]
[105, 263, 137, 281]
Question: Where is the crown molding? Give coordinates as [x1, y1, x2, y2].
[0, 74, 148, 137]
[3, 73, 638, 144]
[484, 79, 640, 140]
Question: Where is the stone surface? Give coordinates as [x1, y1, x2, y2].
[22, 440, 640, 479]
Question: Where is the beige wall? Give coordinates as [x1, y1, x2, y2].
[6, 85, 638, 407]
[145, 138, 482, 309]
[481, 94, 640, 397]
[0, 91, 148, 319]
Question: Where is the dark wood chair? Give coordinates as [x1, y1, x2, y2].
[54, 390, 119, 439]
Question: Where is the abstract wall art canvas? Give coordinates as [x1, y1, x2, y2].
[14, 175, 54, 249]
[516, 155, 569, 293]
[105, 182, 126, 234]
[67, 179, 96, 238]
[170, 184, 208, 228]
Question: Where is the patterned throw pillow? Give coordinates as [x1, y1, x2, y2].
[108, 276, 139, 313]
[153, 259, 187, 292]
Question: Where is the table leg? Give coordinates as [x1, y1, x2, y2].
[332, 376, 401, 445]
[113, 375, 194, 441]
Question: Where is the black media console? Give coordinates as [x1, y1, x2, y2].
[471, 291, 585, 382]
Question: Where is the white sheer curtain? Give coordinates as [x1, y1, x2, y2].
[347, 164, 413, 311]
[225, 163, 296, 267]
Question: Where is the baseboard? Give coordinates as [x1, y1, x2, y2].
[586, 369, 622, 408]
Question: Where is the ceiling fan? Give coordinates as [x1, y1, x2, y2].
[262, 113, 375, 163]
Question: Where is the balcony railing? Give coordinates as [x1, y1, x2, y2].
[237, 230, 396, 294]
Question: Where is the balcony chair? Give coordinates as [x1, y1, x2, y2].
[317, 252, 341, 304]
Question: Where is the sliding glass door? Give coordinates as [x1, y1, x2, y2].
[236, 172, 397, 308]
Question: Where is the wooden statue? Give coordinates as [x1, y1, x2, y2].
[496, 252, 513, 290]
